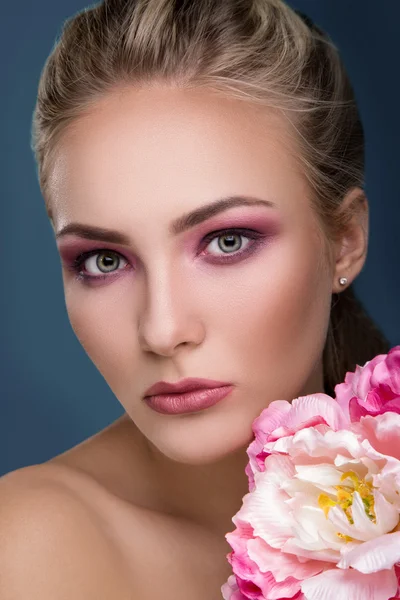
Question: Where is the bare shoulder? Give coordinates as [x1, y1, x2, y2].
[0, 464, 135, 599]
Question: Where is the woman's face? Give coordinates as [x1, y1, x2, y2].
[50, 86, 334, 465]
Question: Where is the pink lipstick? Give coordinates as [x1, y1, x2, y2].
[143, 378, 234, 415]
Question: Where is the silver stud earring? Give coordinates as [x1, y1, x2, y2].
[339, 277, 348, 286]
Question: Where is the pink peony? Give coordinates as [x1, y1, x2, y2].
[222, 346, 400, 600]
[334, 345, 400, 422]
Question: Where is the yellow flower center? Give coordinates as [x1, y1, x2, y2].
[318, 471, 376, 542]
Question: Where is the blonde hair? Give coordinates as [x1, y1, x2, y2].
[31, 0, 390, 395]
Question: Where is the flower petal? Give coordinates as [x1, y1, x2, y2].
[294, 464, 344, 488]
[337, 531, 400, 572]
[269, 394, 349, 441]
[272, 427, 363, 463]
[301, 566, 398, 600]
[246, 400, 293, 489]
[350, 491, 400, 540]
[282, 537, 340, 563]
[236, 458, 295, 548]
[221, 575, 249, 600]
[247, 536, 323, 582]
[358, 412, 400, 460]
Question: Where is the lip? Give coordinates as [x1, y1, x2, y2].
[144, 385, 234, 415]
[143, 377, 232, 397]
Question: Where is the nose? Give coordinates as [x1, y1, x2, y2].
[137, 264, 205, 357]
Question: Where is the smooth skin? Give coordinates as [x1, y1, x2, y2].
[0, 85, 369, 598]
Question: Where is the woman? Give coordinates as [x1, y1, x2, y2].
[0, 0, 391, 598]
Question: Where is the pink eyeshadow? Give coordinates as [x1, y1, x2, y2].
[57, 207, 282, 262]
[182, 209, 282, 251]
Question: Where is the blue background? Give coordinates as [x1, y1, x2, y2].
[1, 1, 399, 476]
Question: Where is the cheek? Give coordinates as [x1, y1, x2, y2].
[212, 235, 332, 393]
[251, 262, 331, 353]
[63, 282, 141, 388]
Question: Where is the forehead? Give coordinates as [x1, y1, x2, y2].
[48, 85, 309, 228]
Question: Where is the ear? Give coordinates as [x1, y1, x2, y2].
[331, 187, 369, 294]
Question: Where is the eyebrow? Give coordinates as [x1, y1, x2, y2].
[55, 195, 277, 244]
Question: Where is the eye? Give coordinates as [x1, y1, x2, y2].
[72, 249, 128, 280]
[200, 228, 265, 262]
[205, 232, 250, 255]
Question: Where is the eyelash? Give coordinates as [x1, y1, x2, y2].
[69, 228, 265, 284]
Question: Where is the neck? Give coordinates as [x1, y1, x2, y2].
[144, 437, 251, 538]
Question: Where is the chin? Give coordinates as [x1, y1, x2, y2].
[139, 408, 256, 466]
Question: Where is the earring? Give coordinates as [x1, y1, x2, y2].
[339, 277, 348, 286]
